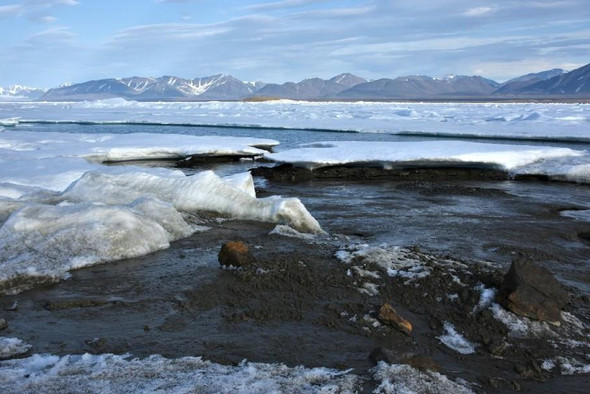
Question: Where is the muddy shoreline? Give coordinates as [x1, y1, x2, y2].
[1, 170, 590, 392]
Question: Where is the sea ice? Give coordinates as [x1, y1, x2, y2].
[2, 100, 589, 142]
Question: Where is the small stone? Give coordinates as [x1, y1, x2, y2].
[218, 241, 255, 268]
[499, 259, 569, 324]
[0, 319, 7, 331]
[378, 303, 412, 335]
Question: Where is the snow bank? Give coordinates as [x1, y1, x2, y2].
[0, 353, 359, 393]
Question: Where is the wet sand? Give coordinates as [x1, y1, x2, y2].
[1, 172, 590, 393]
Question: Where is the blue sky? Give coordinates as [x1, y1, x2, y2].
[1, 0, 589, 87]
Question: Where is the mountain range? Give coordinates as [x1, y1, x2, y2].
[2, 62, 589, 101]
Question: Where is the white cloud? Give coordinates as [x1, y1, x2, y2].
[462, 6, 494, 17]
[0, 4, 22, 17]
[112, 23, 232, 43]
[247, 0, 330, 11]
[0, 0, 78, 21]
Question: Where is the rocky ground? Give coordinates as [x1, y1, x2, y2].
[1, 164, 590, 393]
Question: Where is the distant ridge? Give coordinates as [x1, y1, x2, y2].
[2, 62, 586, 101]
[0, 85, 46, 101]
[336, 75, 500, 99]
[253, 73, 368, 100]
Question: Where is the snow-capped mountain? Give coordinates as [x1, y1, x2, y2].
[17, 63, 590, 102]
[41, 74, 263, 101]
[0, 85, 46, 101]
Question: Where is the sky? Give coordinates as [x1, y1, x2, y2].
[0, 0, 589, 88]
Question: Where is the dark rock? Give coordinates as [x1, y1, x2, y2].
[0, 318, 7, 331]
[378, 304, 412, 335]
[218, 241, 256, 267]
[499, 259, 569, 324]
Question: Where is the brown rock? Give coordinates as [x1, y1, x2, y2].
[499, 259, 569, 324]
[218, 241, 256, 268]
[0, 318, 7, 331]
[378, 303, 412, 335]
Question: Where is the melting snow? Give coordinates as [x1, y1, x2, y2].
[0, 353, 359, 393]
[437, 322, 477, 354]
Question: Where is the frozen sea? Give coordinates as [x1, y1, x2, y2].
[1, 100, 590, 393]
